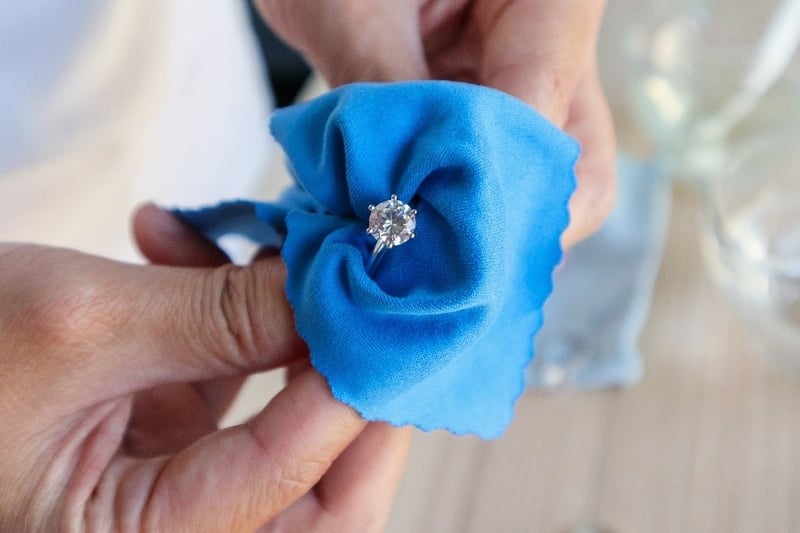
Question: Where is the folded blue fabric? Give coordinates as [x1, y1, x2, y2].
[177, 81, 579, 438]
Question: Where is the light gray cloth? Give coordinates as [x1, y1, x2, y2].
[528, 155, 671, 390]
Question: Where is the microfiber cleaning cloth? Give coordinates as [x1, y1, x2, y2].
[177, 81, 579, 438]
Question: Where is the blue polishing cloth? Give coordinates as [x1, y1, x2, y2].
[177, 81, 579, 438]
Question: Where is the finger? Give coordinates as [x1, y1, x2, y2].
[476, 0, 606, 125]
[108, 371, 367, 532]
[133, 203, 229, 267]
[265, 423, 412, 532]
[561, 72, 617, 247]
[316, 423, 411, 530]
[134, 204, 249, 423]
[1, 245, 305, 404]
[125, 383, 218, 457]
[255, 0, 430, 84]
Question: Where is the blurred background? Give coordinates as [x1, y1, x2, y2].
[242, 1, 309, 109]
[242, 2, 800, 532]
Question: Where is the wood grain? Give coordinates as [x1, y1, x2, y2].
[386, 190, 800, 533]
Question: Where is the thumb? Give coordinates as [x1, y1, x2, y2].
[0, 244, 305, 402]
[255, 0, 430, 85]
[105, 370, 366, 532]
[477, 0, 606, 126]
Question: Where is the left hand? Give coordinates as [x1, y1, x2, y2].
[0, 206, 409, 532]
[256, 0, 617, 247]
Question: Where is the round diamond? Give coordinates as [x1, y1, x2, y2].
[367, 195, 416, 249]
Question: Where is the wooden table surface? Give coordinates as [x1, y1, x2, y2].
[384, 189, 800, 533]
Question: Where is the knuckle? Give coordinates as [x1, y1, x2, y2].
[0, 247, 123, 400]
[277, 457, 329, 498]
[41, 284, 110, 351]
[4, 248, 112, 353]
[244, 419, 328, 504]
[209, 265, 260, 368]
[485, 63, 573, 124]
[531, 69, 573, 122]
[205, 261, 292, 370]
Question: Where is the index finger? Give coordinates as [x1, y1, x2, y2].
[83, 371, 367, 532]
[476, 0, 606, 125]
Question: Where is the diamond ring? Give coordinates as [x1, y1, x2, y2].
[366, 195, 416, 273]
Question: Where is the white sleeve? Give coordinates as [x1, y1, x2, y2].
[0, 0, 275, 261]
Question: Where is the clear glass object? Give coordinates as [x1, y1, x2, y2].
[531, 0, 800, 390]
[621, 0, 800, 183]
[702, 136, 800, 372]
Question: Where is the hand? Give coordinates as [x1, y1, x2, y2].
[0, 205, 409, 532]
[256, 0, 616, 247]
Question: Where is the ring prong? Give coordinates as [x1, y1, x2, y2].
[365, 196, 416, 275]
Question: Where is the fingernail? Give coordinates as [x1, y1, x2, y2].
[143, 203, 191, 241]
